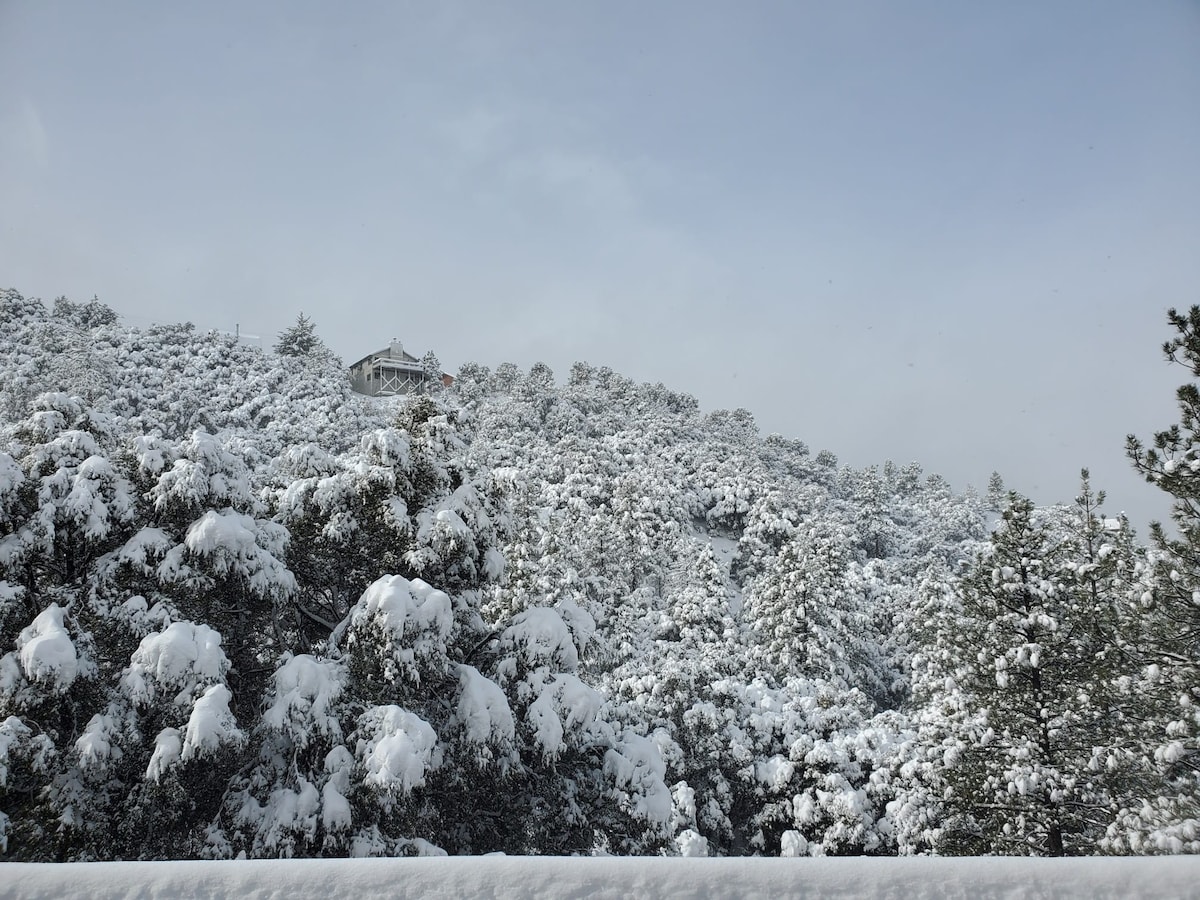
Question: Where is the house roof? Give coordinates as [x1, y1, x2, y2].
[348, 345, 421, 370]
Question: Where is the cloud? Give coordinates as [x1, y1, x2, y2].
[0, 97, 49, 171]
[438, 108, 514, 163]
[435, 100, 646, 222]
[509, 147, 639, 218]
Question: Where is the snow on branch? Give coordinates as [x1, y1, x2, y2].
[262, 654, 346, 747]
[15, 604, 84, 692]
[121, 620, 230, 706]
[356, 705, 441, 796]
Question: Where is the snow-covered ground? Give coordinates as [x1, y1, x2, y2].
[4, 857, 1199, 899]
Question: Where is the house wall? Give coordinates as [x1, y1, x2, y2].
[350, 354, 430, 397]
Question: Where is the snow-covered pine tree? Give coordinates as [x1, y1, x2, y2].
[56, 426, 289, 859]
[52, 296, 119, 329]
[1114, 304, 1200, 852]
[217, 571, 670, 857]
[910, 482, 1146, 856]
[275, 395, 506, 648]
[743, 521, 877, 693]
[986, 472, 1007, 513]
[274, 313, 324, 357]
[850, 466, 895, 560]
[0, 395, 262, 858]
[420, 351, 444, 394]
[0, 393, 133, 856]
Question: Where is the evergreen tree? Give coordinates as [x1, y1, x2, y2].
[744, 522, 876, 693]
[420, 351, 444, 393]
[986, 472, 1006, 512]
[1116, 304, 1200, 852]
[850, 466, 895, 560]
[907, 483, 1146, 856]
[274, 314, 325, 358]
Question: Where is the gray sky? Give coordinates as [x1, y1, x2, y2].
[3, 1, 1198, 531]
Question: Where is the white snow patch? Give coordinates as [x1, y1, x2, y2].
[676, 829, 708, 857]
[122, 621, 228, 704]
[604, 733, 673, 827]
[182, 683, 244, 761]
[526, 673, 603, 758]
[500, 608, 579, 672]
[755, 755, 795, 791]
[322, 780, 353, 833]
[454, 663, 516, 749]
[185, 509, 257, 557]
[17, 604, 79, 691]
[357, 705, 441, 794]
[780, 830, 809, 857]
[4, 857, 1198, 900]
[347, 575, 454, 673]
[145, 727, 183, 782]
[262, 654, 345, 746]
[75, 713, 122, 770]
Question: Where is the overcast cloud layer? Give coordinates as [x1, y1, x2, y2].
[2, 1, 1198, 529]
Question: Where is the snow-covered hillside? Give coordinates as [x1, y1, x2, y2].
[1, 291, 1198, 861]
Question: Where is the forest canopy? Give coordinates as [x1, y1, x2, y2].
[0, 289, 1197, 860]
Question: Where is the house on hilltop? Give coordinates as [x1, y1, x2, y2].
[349, 339, 452, 396]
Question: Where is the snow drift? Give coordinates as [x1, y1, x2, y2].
[3, 856, 1198, 900]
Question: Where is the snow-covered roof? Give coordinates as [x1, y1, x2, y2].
[348, 341, 420, 370]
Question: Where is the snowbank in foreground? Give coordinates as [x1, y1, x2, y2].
[3, 857, 1199, 900]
